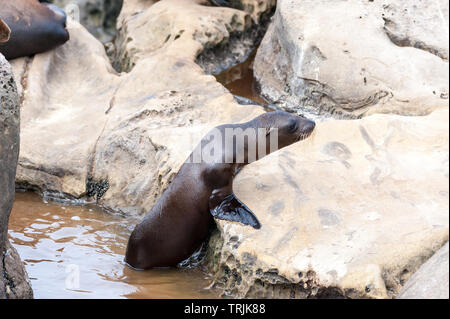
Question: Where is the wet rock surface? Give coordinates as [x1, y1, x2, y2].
[0, 54, 33, 299]
[9, 0, 450, 299]
[397, 242, 449, 299]
[254, 0, 449, 119]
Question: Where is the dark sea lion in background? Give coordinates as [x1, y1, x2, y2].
[125, 111, 316, 269]
[0, 0, 69, 60]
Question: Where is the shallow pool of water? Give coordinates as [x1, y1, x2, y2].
[8, 192, 220, 299]
[215, 51, 268, 106]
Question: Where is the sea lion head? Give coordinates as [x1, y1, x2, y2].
[254, 110, 316, 151]
[0, 18, 11, 43]
[42, 3, 70, 45]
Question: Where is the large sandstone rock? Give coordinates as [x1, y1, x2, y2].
[0, 54, 33, 299]
[254, 0, 449, 119]
[397, 242, 449, 299]
[383, 0, 449, 61]
[206, 106, 449, 298]
[113, 0, 276, 72]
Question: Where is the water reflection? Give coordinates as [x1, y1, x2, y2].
[8, 192, 219, 299]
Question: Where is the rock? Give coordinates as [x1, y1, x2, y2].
[254, 0, 449, 119]
[397, 242, 449, 299]
[205, 106, 449, 298]
[13, 13, 264, 215]
[0, 54, 33, 299]
[1, 241, 34, 299]
[112, 0, 276, 73]
[383, 0, 449, 61]
[195, 0, 276, 75]
[14, 19, 122, 199]
[46, 0, 123, 43]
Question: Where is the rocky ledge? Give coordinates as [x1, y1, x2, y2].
[254, 0, 449, 119]
[112, 0, 276, 73]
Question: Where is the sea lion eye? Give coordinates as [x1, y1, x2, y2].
[288, 120, 298, 133]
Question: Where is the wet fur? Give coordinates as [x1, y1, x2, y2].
[125, 111, 315, 269]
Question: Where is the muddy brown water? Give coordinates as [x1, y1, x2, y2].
[215, 51, 268, 106]
[8, 192, 220, 299]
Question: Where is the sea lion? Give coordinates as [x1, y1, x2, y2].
[0, 0, 69, 60]
[125, 111, 315, 269]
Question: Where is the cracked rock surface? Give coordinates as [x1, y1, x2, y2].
[0, 54, 33, 299]
[254, 0, 449, 119]
[112, 0, 276, 72]
[382, 0, 449, 61]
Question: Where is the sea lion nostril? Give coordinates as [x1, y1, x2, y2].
[61, 14, 67, 28]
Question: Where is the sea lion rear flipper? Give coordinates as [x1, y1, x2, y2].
[209, 192, 261, 229]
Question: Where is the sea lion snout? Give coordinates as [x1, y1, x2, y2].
[44, 3, 67, 25]
[44, 3, 70, 43]
[299, 118, 315, 133]
[296, 117, 315, 140]
[267, 111, 315, 141]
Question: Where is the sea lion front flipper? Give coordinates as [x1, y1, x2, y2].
[209, 191, 261, 229]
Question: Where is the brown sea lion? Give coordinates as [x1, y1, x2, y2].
[0, 0, 69, 60]
[125, 111, 316, 269]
